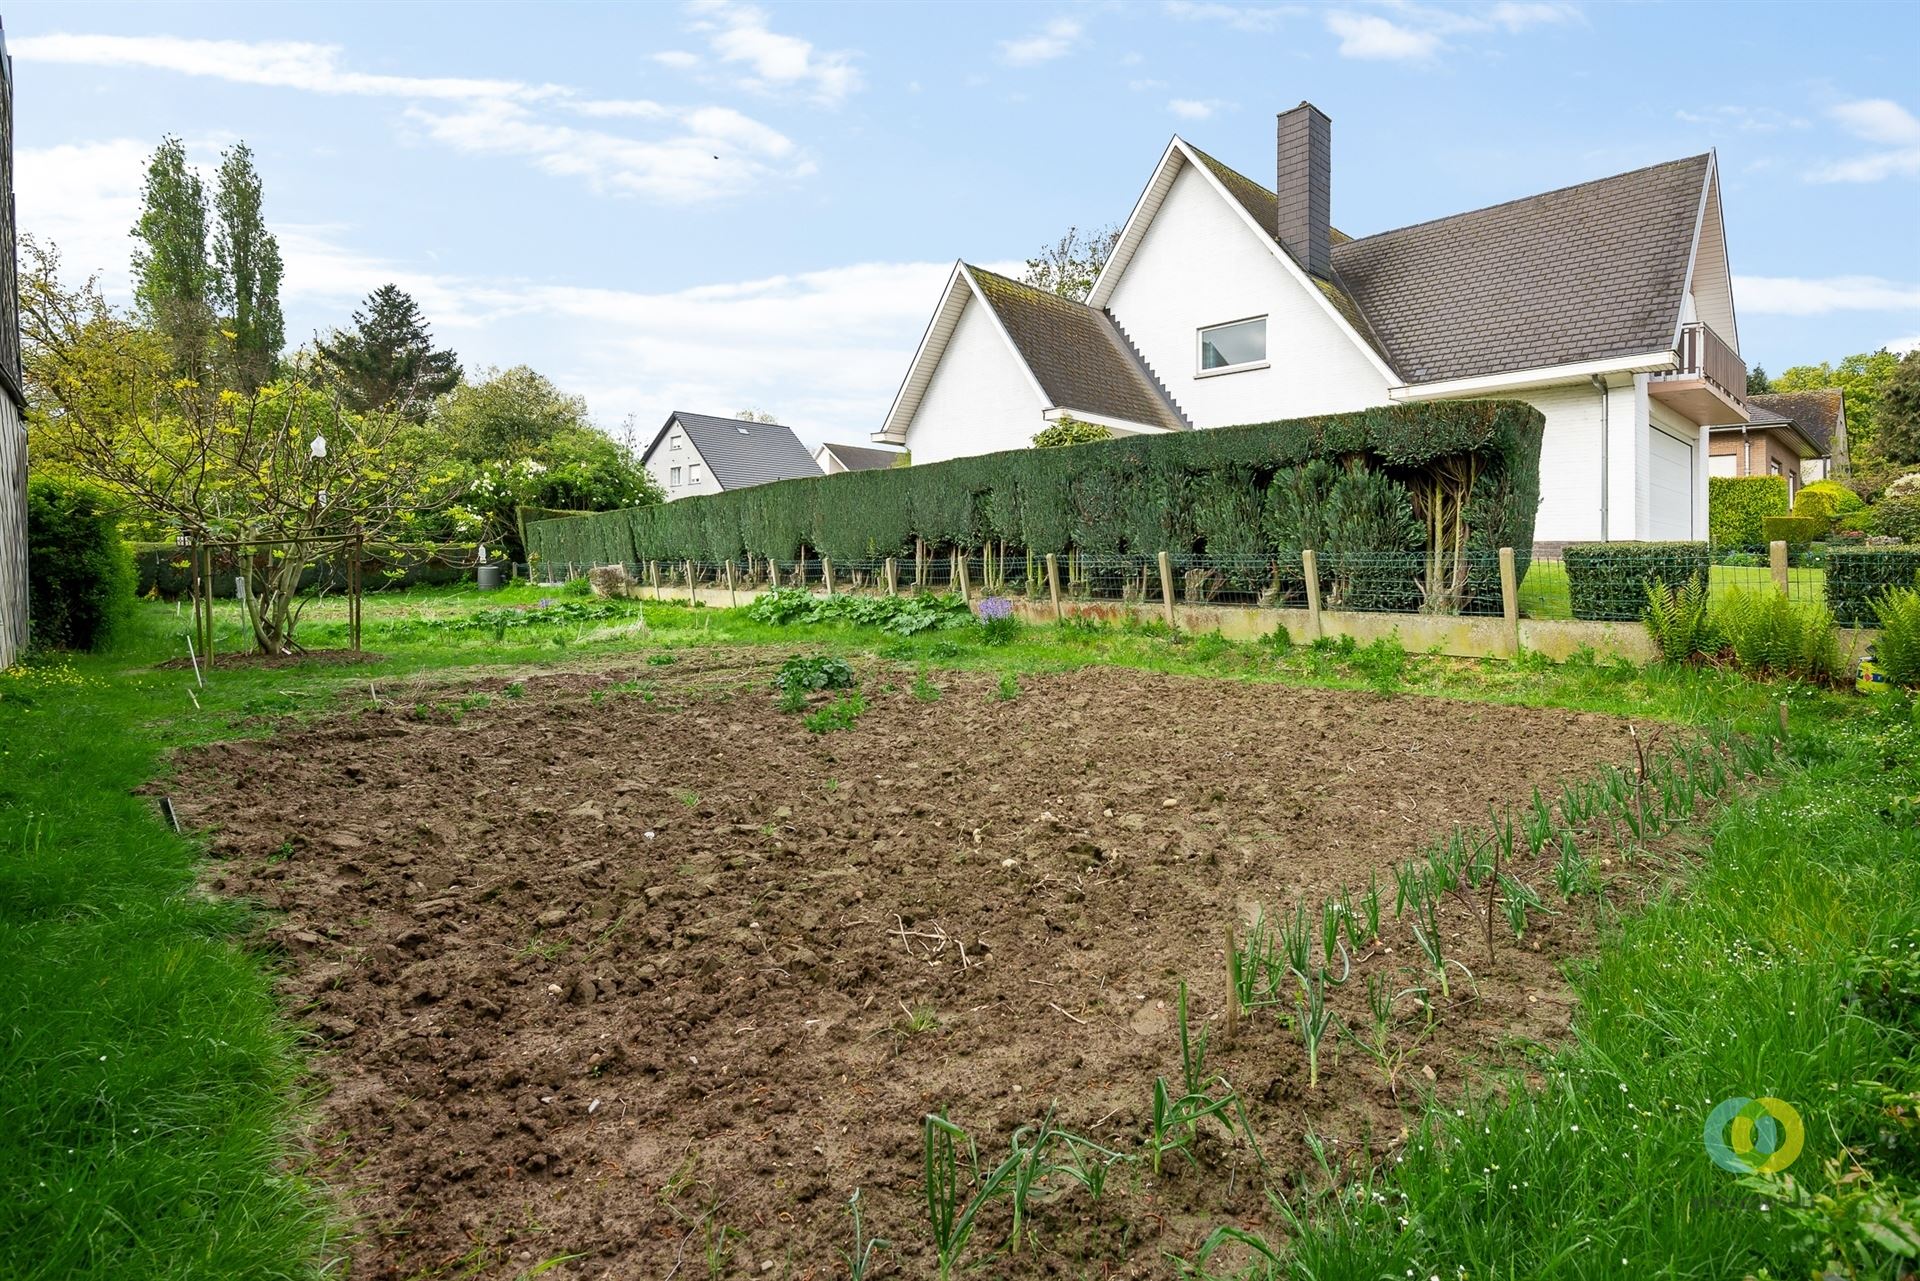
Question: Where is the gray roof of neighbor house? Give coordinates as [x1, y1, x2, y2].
[1747, 389, 1844, 455]
[1711, 397, 1821, 458]
[965, 266, 1188, 432]
[818, 442, 903, 472]
[644, 412, 822, 491]
[1195, 149, 1712, 386]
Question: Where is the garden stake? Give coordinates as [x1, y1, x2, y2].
[1224, 922, 1240, 1043]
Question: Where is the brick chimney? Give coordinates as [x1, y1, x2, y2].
[1276, 102, 1331, 279]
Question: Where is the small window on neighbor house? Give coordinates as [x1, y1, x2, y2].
[670, 434, 681, 451]
[1199, 317, 1267, 372]
[687, 463, 702, 485]
[670, 466, 682, 486]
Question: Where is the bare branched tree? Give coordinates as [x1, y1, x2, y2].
[1021, 224, 1121, 302]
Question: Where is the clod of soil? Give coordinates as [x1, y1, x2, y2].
[169, 659, 1643, 1278]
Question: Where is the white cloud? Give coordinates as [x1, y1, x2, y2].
[1830, 98, 1920, 146]
[1324, 11, 1441, 60]
[11, 33, 555, 102]
[1128, 78, 1168, 92]
[1168, 98, 1226, 120]
[13, 31, 808, 203]
[1735, 274, 1920, 316]
[652, 50, 702, 70]
[1487, 2, 1581, 31]
[404, 98, 804, 203]
[1000, 18, 1085, 67]
[15, 138, 152, 289]
[1889, 335, 1920, 356]
[685, 0, 860, 104]
[1161, 1, 1298, 33]
[1674, 104, 1808, 134]
[1813, 98, 1920, 182]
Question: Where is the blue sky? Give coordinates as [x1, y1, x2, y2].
[9, 0, 1919, 446]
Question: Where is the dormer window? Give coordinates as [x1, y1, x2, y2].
[1198, 317, 1268, 375]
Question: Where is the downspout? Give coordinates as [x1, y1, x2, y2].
[1591, 375, 1610, 542]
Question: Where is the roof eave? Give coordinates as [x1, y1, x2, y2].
[1389, 349, 1676, 400]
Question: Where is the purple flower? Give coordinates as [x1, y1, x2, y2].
[536, 597, 557, 609]
[976, 596, 1014, 622]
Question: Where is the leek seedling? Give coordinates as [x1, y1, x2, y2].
[841, 1189, 890, 1281]
[1498, 872, 1544, 940]
[1359, 872, 1382, 944]
[1277, 902, 1312, 983]
[1295, 968, 1337, 1089]
[1554, 831, 1590, 897]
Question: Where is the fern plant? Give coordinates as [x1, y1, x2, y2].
[1871, 586, 1920, 687]
[1713, 588, 1842, 682]
[1643, 574, 1718, 663]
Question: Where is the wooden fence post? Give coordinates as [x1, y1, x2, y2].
[725, 559, 737, 607]
[649, 560, 661, 600]
[1302, 549, 1324, 641]
[823, 556, 836, 595]
[767, 557, 778, 589]
[685, 560, 696, 604]
[1498, 546, 1520, 659]
[956, 552, 973, 603]
[1045, 553, 1063, 623]
[884, 557, 899, 596]
[1157, 551, 1177, 630]
[1769, 539, 1790, 596]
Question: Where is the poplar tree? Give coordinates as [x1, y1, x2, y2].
[211, 142, 285, 392]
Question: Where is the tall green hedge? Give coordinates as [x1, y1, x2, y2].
[1563, 541, 1710, 622]
[531, 401, 1545, 585]
[26, 477, 134, 651]
[1708, 475, 1789, 547]
[1828, 547, 1920, 625]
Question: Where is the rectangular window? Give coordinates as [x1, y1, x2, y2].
[670, 466, 682, 486]
[688, 463, 702, 485]
[1199, 317, 1267, 372]
[670, 434, 682, 451]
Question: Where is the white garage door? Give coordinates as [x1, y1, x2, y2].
[1649, 430, 1694, 541]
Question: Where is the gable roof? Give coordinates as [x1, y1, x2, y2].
[967, 266, 1187, 433]
[1747, 389, 1844, 455]
[878, 262, 1186, 442]
[1727, 399, 1821, 458]
[644, 412, 821, 491]
[1098, 138, 1715, 389]
[1333, 154, 1713, 384]
[817, 441, 902, 472]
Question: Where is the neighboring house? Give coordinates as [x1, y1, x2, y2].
[640, 411, 821, 501]
[0, 24, 24, 667]
[878, 102, 1756, 547]
[1708, 389, 1848, 493]
[813, 441, 903, 475]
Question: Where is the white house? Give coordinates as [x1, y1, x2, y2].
[640, 411, 821, 502]
[813, 441, 904, 475]
[877, 103, 1753, 547]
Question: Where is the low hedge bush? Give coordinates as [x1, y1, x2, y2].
[1826, 547, 1920, 625]
[1793, 479, 1864, 522]
[26, 477, 134, 651]
[1878, 495, 1920, 544]
[1708, 475, 1788, 546]
[1564, 541, 1709, 621]
[1761, 515, 1823, 546]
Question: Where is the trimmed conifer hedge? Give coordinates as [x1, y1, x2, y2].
[530, 401, 1545, 602]
[1563, 541, 1710, 622]
[1827, 547, 1920, 626]
[1708, 475, 1788, 547]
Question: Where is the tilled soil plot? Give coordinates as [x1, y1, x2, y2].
[170, 658, 1645, 1278]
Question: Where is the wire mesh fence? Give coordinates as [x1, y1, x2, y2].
[1520, 545, 1837, 623]
[535, 541, 1898, 630]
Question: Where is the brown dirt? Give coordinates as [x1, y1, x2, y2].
[168, 657, 1648, 1279]
[158, 648, 386, 670]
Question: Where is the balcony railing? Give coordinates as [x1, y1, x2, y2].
[1676, 323, 1745, 404]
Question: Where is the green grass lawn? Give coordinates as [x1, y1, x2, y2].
[3, 584, 1915, 1278]
[1520, 559, 1830, 620]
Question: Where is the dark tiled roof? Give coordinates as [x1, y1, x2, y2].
[1184, 144, 1710, 385]
[1333, 155, 1711, 383]
[966, 266, 1186, 432]
[819, 442, 903, 472]
[651, 412, 821, 491]
[1748, 389, 1843, 454]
